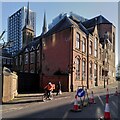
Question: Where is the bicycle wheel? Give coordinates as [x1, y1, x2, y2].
[42, 94, 47, 102]
[49, 92, 53, 100]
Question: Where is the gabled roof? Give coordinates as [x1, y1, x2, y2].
[43, 16, 73, 37]
[43, 16, 89, 37]
[69, 15, 80, 23]
[82, 15, 112, 29]
[79, 22, 89, 35]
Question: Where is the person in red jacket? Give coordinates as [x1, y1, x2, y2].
[44, 82, 53, 98]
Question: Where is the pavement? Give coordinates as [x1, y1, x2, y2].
[3, 81, 119, 104]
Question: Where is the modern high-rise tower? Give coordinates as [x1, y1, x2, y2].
[7, 4, 36, 55]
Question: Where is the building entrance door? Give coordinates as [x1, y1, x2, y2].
[18, 72, 39, 93]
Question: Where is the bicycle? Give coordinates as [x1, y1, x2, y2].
[42, 90, 53, 102]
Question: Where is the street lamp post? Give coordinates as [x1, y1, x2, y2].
[68, 63, 75, 92]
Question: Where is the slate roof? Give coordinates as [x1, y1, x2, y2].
[69, 12, 88, 22]
[42, 16, 73, 37]
[87, 26, 95, 35]
[43, 16, 89, 37]
[18, 14, 113, 55]
[2, 48, 12, 58]
[82, 15, 112, 29]
[69, 15, 80, 23]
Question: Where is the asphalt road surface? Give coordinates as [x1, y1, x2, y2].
[1, 82, 120, 119]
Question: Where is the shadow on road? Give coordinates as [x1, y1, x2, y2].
[2, 94, 44, 105]
[4, 93, 118, 119]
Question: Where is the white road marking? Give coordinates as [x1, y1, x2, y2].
[98, 95, 104, 106]
[112, 101, 117, 109]
[63, 111, 69, 119]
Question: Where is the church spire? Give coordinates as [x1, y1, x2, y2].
[22, 2, 34, 48]
[26, 2, 30, 26]
[42, 11, 47, 34]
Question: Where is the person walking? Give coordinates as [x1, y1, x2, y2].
[56, 81, 62, 95]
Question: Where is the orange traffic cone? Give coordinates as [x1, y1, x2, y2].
[104, 94, 111, 120]
[89, 91, 96, 104]
[70, 95, 81, 112]
[73, 95, 79, 110]
[115, 87, 118, 96]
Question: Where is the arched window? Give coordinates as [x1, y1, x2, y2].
[30, 52, 35, 63]
[76, 58, 80, 80]
[76, 33, 80, 49]
[94, 63, 97, 78]
[94, 37, 98, 57]
[82, 60, 86, 80]
[89, 61, 92, 79]
[24, 53, 28, 64]
[82, 37, 86, 53]
[19, 55, 22, 65]
[89, 41, 92, 55]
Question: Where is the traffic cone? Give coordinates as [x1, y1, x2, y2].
[115, 87, 118, 96]
[89, 91, 96, 104]
[104, 94, 111, 120]
[70, 95, 81, 112]
[73, 95, 79, 110]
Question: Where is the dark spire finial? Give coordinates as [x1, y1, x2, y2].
[26, 2, 30, 25]
[42, 11, 47, 34]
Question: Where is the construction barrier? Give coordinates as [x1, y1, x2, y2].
[70, 86, 90, 112]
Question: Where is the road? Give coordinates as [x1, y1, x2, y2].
[1, 82, 120, 119]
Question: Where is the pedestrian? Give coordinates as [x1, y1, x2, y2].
[56, 81, 62, 95]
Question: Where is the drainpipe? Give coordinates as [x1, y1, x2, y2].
[70, 26, 74, 92]
[39, 37, 43, 91]
[87, 34, 89, 89]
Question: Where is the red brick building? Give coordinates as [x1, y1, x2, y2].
[14, 11, 116, 93]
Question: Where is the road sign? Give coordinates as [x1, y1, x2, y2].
[77, 88, 85, 97]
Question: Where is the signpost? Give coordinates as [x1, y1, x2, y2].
[77, 88, 85, 97]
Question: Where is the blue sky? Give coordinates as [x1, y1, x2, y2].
[1, 2, 118, 65]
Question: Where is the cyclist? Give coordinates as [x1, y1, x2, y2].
[44, 82, 53, 99]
